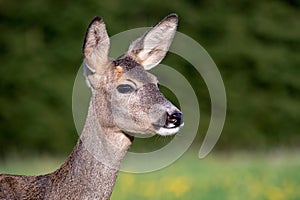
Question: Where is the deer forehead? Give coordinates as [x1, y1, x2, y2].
[113, 58, 158, 85]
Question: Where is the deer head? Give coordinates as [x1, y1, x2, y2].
[82, 14, 183, 137]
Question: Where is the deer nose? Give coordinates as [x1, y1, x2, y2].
[165, 112, 183, 128]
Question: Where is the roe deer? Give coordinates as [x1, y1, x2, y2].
[0, 13, 183, 199]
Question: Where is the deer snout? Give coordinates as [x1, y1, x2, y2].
[153, 110, 184, 136]
[165, 112, 183, 129]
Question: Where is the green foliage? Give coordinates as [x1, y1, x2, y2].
[0, 0, 299, 155]
[112, 152, 300, 200]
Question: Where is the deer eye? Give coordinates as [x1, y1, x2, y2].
[117, 84, 135, 93]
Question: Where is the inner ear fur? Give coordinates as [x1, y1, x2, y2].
[126, 13, 178, 70]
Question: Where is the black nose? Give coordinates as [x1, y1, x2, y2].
[165, 112, 183, 128]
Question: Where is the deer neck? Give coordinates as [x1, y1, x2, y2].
[51, 95, 132, 199]
[80, 93, 132, 168]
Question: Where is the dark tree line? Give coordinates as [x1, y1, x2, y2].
[0, 0, 299, 156]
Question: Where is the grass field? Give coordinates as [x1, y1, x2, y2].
[1, 151, 300, 200]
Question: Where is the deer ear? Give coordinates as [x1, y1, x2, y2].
[82, 16, 110, 74]
[126, 14, 178, 70]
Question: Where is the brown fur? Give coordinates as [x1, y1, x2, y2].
[114, 66, 123, 81]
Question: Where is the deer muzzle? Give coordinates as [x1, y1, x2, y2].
[165, 112, 183, 129]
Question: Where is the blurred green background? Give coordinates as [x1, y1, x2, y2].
[0, 0, 300, 199]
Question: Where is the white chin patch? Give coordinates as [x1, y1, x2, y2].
[156, 127, 180, 136]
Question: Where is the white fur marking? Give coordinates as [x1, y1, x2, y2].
[156, 127, 179, 136]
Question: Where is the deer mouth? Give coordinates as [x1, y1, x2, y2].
[164, 112, 183, 128]
[152, 112, 184, 136]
